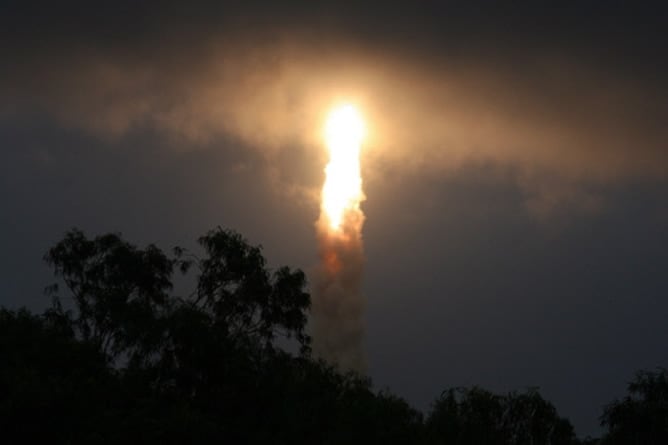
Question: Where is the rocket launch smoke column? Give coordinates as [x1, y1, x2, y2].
[313, 104, 367, 371]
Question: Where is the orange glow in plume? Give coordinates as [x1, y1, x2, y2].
[313, 103, 367, 371]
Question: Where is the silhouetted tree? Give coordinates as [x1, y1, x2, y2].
[426, 386, 578, 445]
[0, 226, 591, 444]
[44, 229, 175, 363]
[427, 387, 506, 444]
[600, 368, 668, 444]
[504, 387, 577, 444]
[183, 227, 311, 353]
[0, 308, 115, 443]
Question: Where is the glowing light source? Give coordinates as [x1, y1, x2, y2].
[321, 104, 365, 231]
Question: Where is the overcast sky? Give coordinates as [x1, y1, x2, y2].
[2, 1, 668, 437]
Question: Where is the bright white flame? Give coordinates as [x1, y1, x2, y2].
[321, 104, 365, 230]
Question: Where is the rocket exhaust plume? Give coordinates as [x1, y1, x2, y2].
[313, 104, 367, 371]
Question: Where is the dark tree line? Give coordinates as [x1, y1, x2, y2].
[0, 227, 665, 443]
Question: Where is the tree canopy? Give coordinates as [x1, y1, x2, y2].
[600, 368, 668, 445]
[0, 227, 664, 443]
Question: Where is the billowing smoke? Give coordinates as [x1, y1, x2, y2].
[312, 208, 366, 371]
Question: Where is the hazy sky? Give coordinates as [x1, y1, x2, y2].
[2, 1, 668, 436]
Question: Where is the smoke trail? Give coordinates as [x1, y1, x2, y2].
[311, 104, 367, 372]
[313, 209, 366, 371]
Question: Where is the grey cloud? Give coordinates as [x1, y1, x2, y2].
[2, 1, 667, 214]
